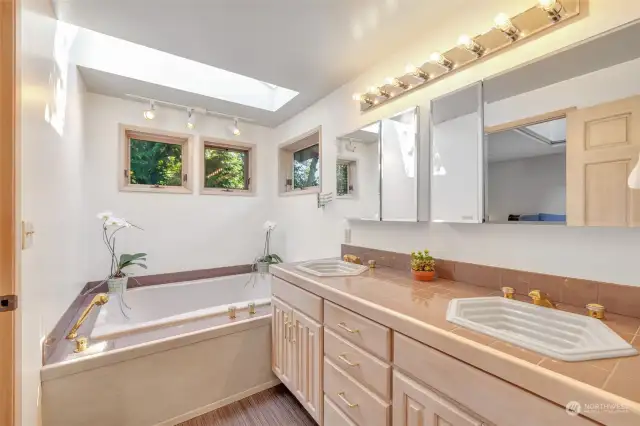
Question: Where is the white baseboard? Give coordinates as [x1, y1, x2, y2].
[156, 379, 282, 426]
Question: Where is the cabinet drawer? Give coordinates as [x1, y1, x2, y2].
[324, 301, 391, 361]
[324, 395, 357, 426]
[324, 357, 390, 426]
[394, 333, 596, 426]
[324, 328, 391, 400]
[272, 277, 322, 322]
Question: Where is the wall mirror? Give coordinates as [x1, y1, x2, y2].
[430, 82, 484, 223]
[380, 107, 419, 222]
[483, 20, 640, 227]
[336, 122, 381, 220]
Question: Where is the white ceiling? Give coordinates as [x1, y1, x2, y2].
[54, 0, 468, 127]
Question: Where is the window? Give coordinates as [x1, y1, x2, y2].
[336, 159, 357, 198]
[121, 126, 191, 193]
[202, 139, 255, 195]
[278, 127, 322, 195]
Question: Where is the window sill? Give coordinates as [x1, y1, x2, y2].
[120, 185, 192, 194]
[336, 194, 356, 200]
[279, 187, 320, 197]
[201, 188, 255, 197]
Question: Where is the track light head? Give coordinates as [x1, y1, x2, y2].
[143, 101, 156, 120]
[186, 108, 196, 129]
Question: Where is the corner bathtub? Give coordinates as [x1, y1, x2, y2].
[91, 273, 271, 340]
[42, 272, 278, 426]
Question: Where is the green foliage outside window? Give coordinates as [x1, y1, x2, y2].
[337, 163, 349, 196]
[129, 139, 183, 186]
[293, 144, 320, 189]
[204, 146, 248, 190]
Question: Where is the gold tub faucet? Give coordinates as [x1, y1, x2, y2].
[528, 290, 556, 309]
[343, 254, 362, 265]
[66, 293, 109, 340]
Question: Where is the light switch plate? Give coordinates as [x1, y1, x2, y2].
[22, 221, 34, 249]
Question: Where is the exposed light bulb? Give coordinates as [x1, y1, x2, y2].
[405, 63, 429, 80]
[232, 118, 241, 136]
[494, 13, 520, 41]
[367, 86, 379, 95]
[385, 77, 409, 89]
[538, 0, 563, 21]
[405, 63, 418, 74]
[430, 52, 443, 63]
[352, 93, 363, 101]
[429, 52, 453, 70]
[143, 101, 156, 120]
[538, 0, 557, 10]
[457, 34, 472, 48]
[457, 34, 485, 57]
[186, 108, 196, 130]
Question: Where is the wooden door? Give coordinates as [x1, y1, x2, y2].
[0, 1, 17, 425]
[271, 296, 294, 388]
[567, 96, 640, 226]
[393, 372, 484, 426]
[292, 308, 323, 424]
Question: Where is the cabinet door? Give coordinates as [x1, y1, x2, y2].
[567, 95, 640, 226]
[271, 296, 294, 388]
[292, 308, 323, 424]
[393, 371, 484, 426]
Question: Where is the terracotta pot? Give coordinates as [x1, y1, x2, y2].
[412, 270, 436, 282]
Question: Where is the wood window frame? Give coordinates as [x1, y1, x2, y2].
[336, 157, 357, 199]
[278, 126, 322, 197]
[201, 138, 256, 196]
[119, 124, 193, 194]
[484, 107, 575, 134]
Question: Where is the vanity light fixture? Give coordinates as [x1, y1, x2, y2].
[385, 77, 410, 89]
[457, 34, 486, 57]
[143, 101, 156, 120]
[186, 108, 196, 129]
[539, 0, 563, 22]
[494, 13, 520, 41]
[352, 93, 375, 106]
[405, 63, 429, 80]
[429, 52, 454, 70]
[368, 86, 391, 99]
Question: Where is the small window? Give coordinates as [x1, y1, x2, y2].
[336, 159, 357, 198]
[202, 139, 255, 195]
[121, 127, 191, 193]
[278, 127, 322, 196]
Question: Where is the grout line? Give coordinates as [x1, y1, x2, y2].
[601, 358, 622, 390]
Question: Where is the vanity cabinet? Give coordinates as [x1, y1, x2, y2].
[291, 308, 323, 421]
[271, 296, 294, 388]
[393, 371, 485, 426]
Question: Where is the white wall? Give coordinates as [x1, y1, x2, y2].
[272, 0, 640, 286]
[83, 94, 277, 280]
[20, 1, 86, 424]
[487, 154, 566, 222]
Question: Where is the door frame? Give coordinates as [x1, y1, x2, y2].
[1, 0, 19, 425]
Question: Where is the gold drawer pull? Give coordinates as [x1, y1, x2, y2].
[337, 322, 359, 334]
[338, 354, 359, 367]
[337, 392, 358, 408]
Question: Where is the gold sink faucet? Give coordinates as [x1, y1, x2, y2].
[528, 290, 556, 309]
[66, 293, 109, 340]
[343, 254, 362, 265]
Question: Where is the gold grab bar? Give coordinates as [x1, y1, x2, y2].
[337, 322, 359, 334]
[66, 293, 109, 339]
[337, 392, 358, 408]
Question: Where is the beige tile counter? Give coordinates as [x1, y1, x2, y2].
[271, 263, 640, 426]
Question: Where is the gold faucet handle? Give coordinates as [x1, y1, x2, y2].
[586, 303, 605, 319]
[343, 254, 362, 265]
[74, 336, 88, 353]
[501, 287, 515, 299]
[528, 289, 556, 308]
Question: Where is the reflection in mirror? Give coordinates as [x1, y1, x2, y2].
[381, 107, 418, 221]
[486, 117, 566, 224]
[336, 122, 380, 220]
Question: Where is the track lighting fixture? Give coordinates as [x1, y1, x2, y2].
[457, 34, 486, 57]
[405, 64, 429, 80]
[429, 52, 454, 70]
[232, 118, 241, 136]
[186, 108, 196, 129]
[385, 77, 410, 89]
[539, 0, 563, 22]
[494, 13, 520, 41]
[143, 101, 156, 120]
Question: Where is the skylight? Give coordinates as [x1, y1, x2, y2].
[70, 25, 298, 112]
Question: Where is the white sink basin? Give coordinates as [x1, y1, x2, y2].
[446, 297, 638, 362]
[296, 259, 368, 277]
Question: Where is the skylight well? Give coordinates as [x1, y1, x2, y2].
[70, 26, 298, 112]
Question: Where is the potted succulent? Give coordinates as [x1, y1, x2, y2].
[97, 211, 147, 293]
[255, 221, 283, 274]
[411, 249, 436, 282]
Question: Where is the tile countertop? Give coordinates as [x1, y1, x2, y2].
[271, 263, 640, 426]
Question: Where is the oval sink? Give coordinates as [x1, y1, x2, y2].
[446, 297, 638, 362]
[296, 259, 368, 277]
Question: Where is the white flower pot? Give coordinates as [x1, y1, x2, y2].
[256, 262, 270, 274]
[107, 276, 128, 294]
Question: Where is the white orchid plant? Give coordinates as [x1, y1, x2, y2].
[97, 211, 147, 278]
[256, 221, 282, 265]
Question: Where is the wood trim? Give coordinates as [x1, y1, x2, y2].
[0, 1, 17, 425]
[119, 124, 193, 194]
[200, 137, 256, 196]
[278, 126, 322, 196]
[484, 107, 576, 134]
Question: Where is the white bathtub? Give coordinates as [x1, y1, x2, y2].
[91, 273, 271, 340]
